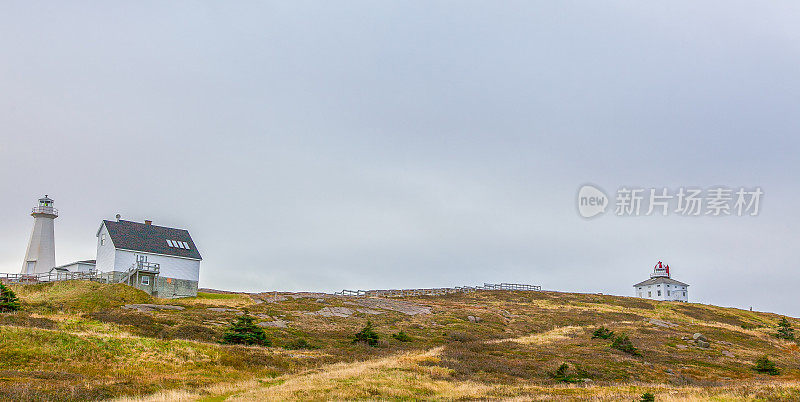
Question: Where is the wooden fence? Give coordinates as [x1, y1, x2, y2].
[333, 282, 541, 298]
[0, 271, 114, 284]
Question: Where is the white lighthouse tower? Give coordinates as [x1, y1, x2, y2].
[20, 195, 59, 274]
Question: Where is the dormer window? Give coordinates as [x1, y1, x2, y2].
[166, 239, 190, 250]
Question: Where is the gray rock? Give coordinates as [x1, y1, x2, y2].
[347, 298, 432, 316]
[207, 307, 239, 313]
[696, 340, 710, 349]
[258, 320, 288, 328]
[692, 333, 707, 342]
[123, 304, 185, 312]
[355, 308, 383, 315]
[676, 344, 688, 349]
[648, 319, 678, 328]
[467, 315, 482, 323]
[308, 307, 354, 317]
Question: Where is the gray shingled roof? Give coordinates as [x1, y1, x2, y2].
[102, 220, 202, 260]
[633, 277, 689, 287]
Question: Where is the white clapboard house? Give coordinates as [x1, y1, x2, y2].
[95, 218, 202, 297]
[633, 261, 689, 302]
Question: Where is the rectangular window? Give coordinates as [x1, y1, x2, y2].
[166, 239, 174, 247]
[182, 241, 190, 249]
[683, 292, 686, 297]
[101, 234, 106, 246]
[141, 276, 150, 286]
[648, 291, 651, 297]
[657, 290, 662, 296]
[667, 291, 671, 296]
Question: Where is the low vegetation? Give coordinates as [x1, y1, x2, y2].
[353, 320, 380, 346]
[591, 325, 614, 339]
[551, 362, 581, 383]
[392, 330, 412, 342]
[0, 282, 20, 312]
[221, 313, 271, 346]
[0, 280, 798, 400]
[610, 333, 641, 356]
[776, 316, 795, 340]
[753, 355, 780, 375]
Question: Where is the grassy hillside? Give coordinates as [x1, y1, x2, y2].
[0, 281, 798, 401]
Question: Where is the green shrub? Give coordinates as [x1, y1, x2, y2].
[221, 313, 271, 346]
[448, 331, 477, 342]
[753, 355, 780, 375]
[286, 338, 315, 350]
[611, 333, 640, 356]
[640, 392, 655, 402]
[392, 331, 412, 342]
[552, 363, 580, 383]
[591, 326, 614, 339]
[776, 317, 795, 341]
[353, 321, 380, 347]
[0, 283, 20, 312]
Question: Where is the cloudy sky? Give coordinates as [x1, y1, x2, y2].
[2, 2, 798, 316]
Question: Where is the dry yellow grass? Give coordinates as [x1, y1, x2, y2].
[118, 348, 800, 401]
[489, 325, 585, 345]
[5, 283, 800, 401]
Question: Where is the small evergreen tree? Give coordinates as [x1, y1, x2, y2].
[552, 363, 580, 383]
[392, 331, 412, 342]
[753, 355, 780, 375]
[591, 326, 614, 339]
[640, 392, 655, 402]
[776, 317, 795, 341]
[221, 313, 271, 346]
[0, 282, 20, 312]
[353, 320, 380, 346]
[611, 333, 641, 356]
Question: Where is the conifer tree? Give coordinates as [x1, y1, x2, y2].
[0, 282, 20, 312]
[776, 317, 795, 341]
[221, 313, 271, 346]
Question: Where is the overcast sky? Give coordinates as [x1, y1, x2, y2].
[2, 2, 799, 316]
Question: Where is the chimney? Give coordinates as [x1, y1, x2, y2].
[144, 220, 152, 225]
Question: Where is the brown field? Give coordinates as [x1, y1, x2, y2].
[0, 281, 798, 401]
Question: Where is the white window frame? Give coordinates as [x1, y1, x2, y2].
[141, 276, 150, 286]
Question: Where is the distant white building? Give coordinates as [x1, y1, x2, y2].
[96, 218, 202, 298]
[51, 260, 96, 274]
[633, 261, 689, 302]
